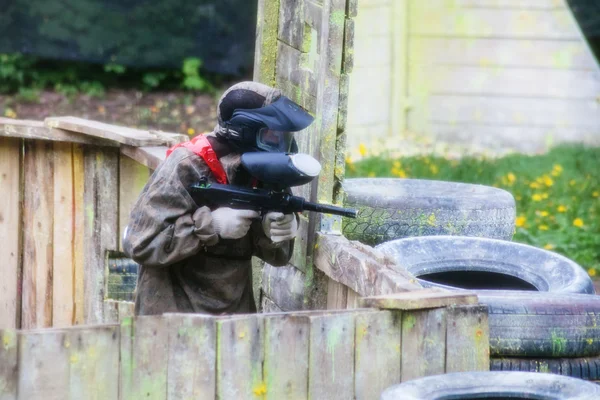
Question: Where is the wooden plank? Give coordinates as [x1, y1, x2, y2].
[254, 0, 281, 86]
[119, 155, 150, 251]
[52, 142, 74, 327]
[0, 138, 21, 330]
[423, 95, 600, 126]
[103, 300, 119, 324]
[131, 316, 169, 400]
[445, 305, 490, 373]
[0, 118, 118, 146]
[277, 41, 318, 97]
[119, 318, 135, 400]
[410, 3, 580, 39]
[22, 140, 54, 329]
[359, 289, 478, 311]
[326, 278, 348, 310]
[67, 325, 120, 400]
[354, 311, 401, 400]
[262, 264, 307, 311]
[315, 234, 420, 298]
[83, 147, 119, 324]
[45, 117, 174, 147]
[216, 315, 264, 400]
[120, 145, 168, 171]
[408, 65, 600, 99]
[17, 330, 69, 399]
[72, 144, 85, 325]
[401, 308, 447, 381]
[262, 294, 284, 313]
[409, 38, 597, 70]
[165, 314, 217, 400]
[346, 288, 360, 309]
[308, 312, 355, 399]
[263, 314, 309, 399]
[278, 0, 305, 50]
[0, 330, 18, 400]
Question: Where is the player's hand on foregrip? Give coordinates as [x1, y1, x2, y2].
[211, 208, 260, 239]
[262, 212, 298, 243]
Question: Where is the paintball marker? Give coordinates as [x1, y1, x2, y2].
[189, 152, 358, 218]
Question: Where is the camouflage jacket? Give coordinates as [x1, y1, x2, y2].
[123, 140, 294, 315]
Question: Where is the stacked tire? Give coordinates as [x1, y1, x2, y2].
[343, 178, 600, 382]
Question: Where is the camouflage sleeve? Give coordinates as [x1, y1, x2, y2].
[250, 216, 296, 267]
[122, 148, 219, 267]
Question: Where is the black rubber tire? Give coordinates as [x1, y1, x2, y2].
[342, 178, 516, 246]
[491, 356, 600, 381]
[375, 236, 594, 294]
[479, 291, 600, 358]
[379, 371, 600, 400]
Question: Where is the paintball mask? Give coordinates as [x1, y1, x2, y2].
[221, 96, 314, 153]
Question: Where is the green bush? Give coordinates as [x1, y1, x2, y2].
[346, 145, 600, 276]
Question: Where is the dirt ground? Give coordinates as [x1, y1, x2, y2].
[0, 89, 220, 135]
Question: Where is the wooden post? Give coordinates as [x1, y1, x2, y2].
[130, 316, 169, 400]
[72, 144, 86, 326]
[0, 137, 22, 330]
[445, 305, 490, 373]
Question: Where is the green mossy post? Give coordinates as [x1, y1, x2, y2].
[254, 0, 356, 312]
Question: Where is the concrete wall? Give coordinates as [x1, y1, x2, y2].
[346, 0, 600, 159]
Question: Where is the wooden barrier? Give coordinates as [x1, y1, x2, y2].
[0, 291, 489, 400]
[0, 117, 184, 330]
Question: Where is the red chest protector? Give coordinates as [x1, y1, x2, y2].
[166, 135, 228, 184]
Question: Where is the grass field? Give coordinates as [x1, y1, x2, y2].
[346, 145, 600, 276]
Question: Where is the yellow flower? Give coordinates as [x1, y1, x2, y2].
[532, 194, 543, 202]
[543, 176, 553, 187]
[573, 218, 584, 228]
[515, 215, 526, 227]
[553, 164, 563, 173]
[593, 191, 599, 198]
[557, 205, 567, 213]
[430, 164, 439, 175]
[529, 182, 540, 189]
[507, 172, 516, 183]
[345, 156, 353, 164]
[358, 143, 367, 157]
[187, 128, 195, 135]
[589, 268, 597, 277]
[544, 244, 555, 250]
[537, 210, 549, 217]
[516, 195, 522, 201]
[4, 108, 16, 118]
[539, 225, 549, 231]
[368, 171, 375, 177]
[541, 193, 549, 199]
[569, 179, 577, 186]
[393, 160, 401, 168]
[551, 169, 561, 177]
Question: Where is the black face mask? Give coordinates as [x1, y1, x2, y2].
[223, 96, 314, 153]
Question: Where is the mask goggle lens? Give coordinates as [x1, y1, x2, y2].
[256, 128, 294, 152]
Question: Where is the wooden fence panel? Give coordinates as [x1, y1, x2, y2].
[355, 311, 402, 400]
[217, 315, 264, 400]
[0, 138, 21, 330]
[131, 316, 169, 400]
[0, 330, 18, 400]
[67, 325, 120, 400]
[308, 312, 355, 399]
[52, 142, 74, 327]
[83, 147, 119, 324]
[17, 330, 69, 399]
[22, 140, 54, 329]
[118, 154, 151, 252]
[445, 305, 490, 373]
[165, 314, 217, 400]
[401, 308, 448, 382]
[263, 314, 310, 399]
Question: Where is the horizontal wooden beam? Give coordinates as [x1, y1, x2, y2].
[120, 145, 168, 171]
[314, 233, 421, 297]
[0, 118, 118, 146]
[45, 117, 187, 147]
[359, 288, 478, 311]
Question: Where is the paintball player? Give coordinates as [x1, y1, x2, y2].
[122, 81, 314, 316]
